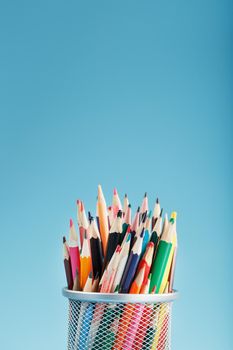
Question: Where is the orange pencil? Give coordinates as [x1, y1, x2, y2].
[80, 232, 92, 290]
[97, 185, 109, 256]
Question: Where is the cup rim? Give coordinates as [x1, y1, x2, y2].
[62, 287, 179, 303]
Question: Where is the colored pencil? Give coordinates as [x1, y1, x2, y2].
[112, 232, 131, 292]
[149, 220, 175, 293]
[120, 228, 144, 293]
[121, 203, 131, 244]
[141, 211, 152, 257]
[123, 193, 129, 216]
[69, 218, 80, 281]
[97, 185, 109, 256]
[107, 205, 114, 228]
[89, 213, 103, 279]
[159, 213, 177, 293]
[63, 236, 73, 290]
[130, 206, 140, 248]
[133, 276, 152, 350]
[73, 268, 81, 291]
[140, 192, 148, 223]
[104, 210, 122, 267]
[150, 208, 163, 247]
[152, 197, 161, 230]
[80, 231, 92, 290]
[137, 241, 154, 289]
[112, 187, 122, 218]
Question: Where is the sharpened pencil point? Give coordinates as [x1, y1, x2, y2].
[137, 206, 140, 212]
[63, 236, 66, 243]
[117, 210, 123, 218]
[156, 197, 159, 203]
[77, 199, 80, 205]
[126, 232, 131, 242]
[114, 188, 117, 195]
[128, 204, 131, 208]
[69, 219, 73, 228]
[116, 245, 121, 253]
[144, 192, 147, 197]
[125, 193, 127, 198]
[89, 271, 93, 278]
[140, 228, 145, 238]
[160, 208, 163, 217]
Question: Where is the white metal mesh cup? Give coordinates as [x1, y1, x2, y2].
[62, 288, 178, 350]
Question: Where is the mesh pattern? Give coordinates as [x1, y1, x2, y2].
[66, 298, 172, 350]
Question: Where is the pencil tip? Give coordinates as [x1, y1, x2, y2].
[160, 208, 163, 217]
[128, 204, 131, 208]
[156, 197, 159, 203]
[63, 236, 66, 243]
[114, 187, 117, 195]
[144, 192, 147, 197]
[77, 199, 80, 205]
[137, 206, 140, 212]
[69, 219, 73, 228]
[126, 232, 131, 242]
[116, 245, 121, 253]
[140, 228, 145, 237]
[125, 193, 127, 198]
[89, 271, 93, 278]
[117, 210, 123, 218]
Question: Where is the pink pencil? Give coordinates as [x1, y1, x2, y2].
[69, 219, 80, 281]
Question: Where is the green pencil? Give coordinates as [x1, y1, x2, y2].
[149, 220, 174, 293]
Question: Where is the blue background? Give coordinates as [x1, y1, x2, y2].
[0, 1, 232, 349]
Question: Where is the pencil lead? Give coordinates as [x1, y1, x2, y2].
[77, 199, 80, 205]
[126, 232, 131, 242]
[140, 228, 145, 238]
[117, 210, 123, 218]
[148, 210, 152, 218]
[63, 236, 66, 243]
[128, 204, 131, 208]
[88, 271, 93, 278]
[142, 212, 147, 223]
[137, 206, 140, 212]
[156, 197, 159, 203]
[125, 193, 128, 198]
[114, 188, 117, 195]
[69, 219, 73, 228]
[144, 192, 147, 197]
[116, 245, 121, 253]
[160, 208, 163, 217]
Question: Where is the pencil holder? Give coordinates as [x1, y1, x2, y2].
[62, 288, 178, 350]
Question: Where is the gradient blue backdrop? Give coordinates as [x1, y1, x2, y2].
[0, 1, 232, 349]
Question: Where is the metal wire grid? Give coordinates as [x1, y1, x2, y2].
[67, 298, 172, 350]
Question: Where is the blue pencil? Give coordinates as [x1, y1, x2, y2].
[78, 303, 94, 349]
[120, 229, 144, 293]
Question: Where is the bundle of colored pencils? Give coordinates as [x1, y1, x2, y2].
[63, 185, 178, 295]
